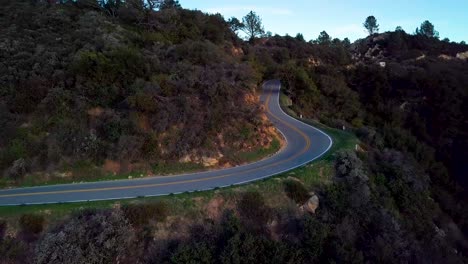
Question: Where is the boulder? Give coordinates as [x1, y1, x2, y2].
[179, 155, 192, 163]
[202, 157, 219, 167]
[456, 51, 468, 60]
[438, 54, 453, 60]
[303, 194, 319, 214]
[87, 107, 104, 117]
[416, 54, 426, 60]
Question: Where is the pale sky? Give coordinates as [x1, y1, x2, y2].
[180, 0, 468, 42]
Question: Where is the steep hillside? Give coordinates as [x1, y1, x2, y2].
[0, 1, 278, 186]
[349, 32, 468, 191]
[249, 32, 468, 261]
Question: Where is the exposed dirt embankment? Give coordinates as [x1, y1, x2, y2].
[95, 89, 284, 178]
[174, 90, 284, 169]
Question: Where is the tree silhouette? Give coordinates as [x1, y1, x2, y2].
[416, 20, 439, 38]
[395, 26, 404, 32]
[317, 31, 331, 45]
[364, 16, 379, 35]
[296, 33, 305, 42]
[242, 11, 265, 42]
[228, 17, 244, 34]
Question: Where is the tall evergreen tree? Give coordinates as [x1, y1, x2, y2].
[242, 11, 265, 42]
[364, 16, 379, 35]
[316, 31, 331, 45]
[416, 20, 439, 38]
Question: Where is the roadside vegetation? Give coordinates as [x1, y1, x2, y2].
[0, 117, 357, 263]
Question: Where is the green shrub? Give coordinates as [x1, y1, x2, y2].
[283, 179, 309, 204]
[171, 242, 214, 264]
[4, 158, 28, 180]
[122, 202, 169, 226]
[220, 233, 289, 264]
[19, 214, 44, 235]
[72, 51, 112, 79]
[351, 117, 364, 128]
[321, 184, 348, 219]
[239, 126, 253, 140]
[237, 191, 272, 231]
[300, 216, 329, 259]
[0, 139, 27, 170]
[0, 237, 28, 263]
[0, 220, 6, 241]
[128, 90, 158, 112]
[141, 31, 169, 45]
[35, 209, 134, 264]
[174, 40, 223, 66]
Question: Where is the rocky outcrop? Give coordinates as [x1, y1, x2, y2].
[87, 107, 105, 117]
[202, 156, 219, 167]
[179, 152, 223, 167]
[372, 33, 390, 42]
[439, 54, 454, 60]
[303, 193, 319, 214]
[456, 51, 468, 60]
[178, 155, 192, 163]
[416, 54, 426, 60]
[364, 44, 384, 60]
[307, 57, 322, 67]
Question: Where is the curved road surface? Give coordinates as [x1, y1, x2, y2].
[0, 80, 332, 206]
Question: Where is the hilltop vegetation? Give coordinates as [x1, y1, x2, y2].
[249, 27, 468, 262]
[0, 0, 278, 186]
[0, 1, 468, 263]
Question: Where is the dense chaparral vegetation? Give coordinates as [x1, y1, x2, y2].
[1, 1, 468, 263]
[0, 0, 281, 186]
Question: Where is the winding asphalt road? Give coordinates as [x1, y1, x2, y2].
[0, 80, 332, 206]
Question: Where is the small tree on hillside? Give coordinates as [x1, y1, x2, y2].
[242, 11, 265, 42]
[145, 0, 158, 10]
[228, 17, 244, 34]
[416, 20, 439, 38]
[364, 16, 379, 35]
[343, 37, 351, 48]
[395, 26, 404, 32]
[164, 0, 180, 9]
[316, 31, 331, 45]
[295, 33, 305, 42]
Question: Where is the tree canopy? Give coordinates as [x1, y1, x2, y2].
[227, 17, 244, 33]
[416, 20, 439, 38]
[316, 31, 331, 45]
[295, 33, 305, 42]
[364, 16, 379, 35]
[158, 0, 180, 9]
[242, 11, 265, 41]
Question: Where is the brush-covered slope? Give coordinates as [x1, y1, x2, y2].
[0, 0, 278, 184]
